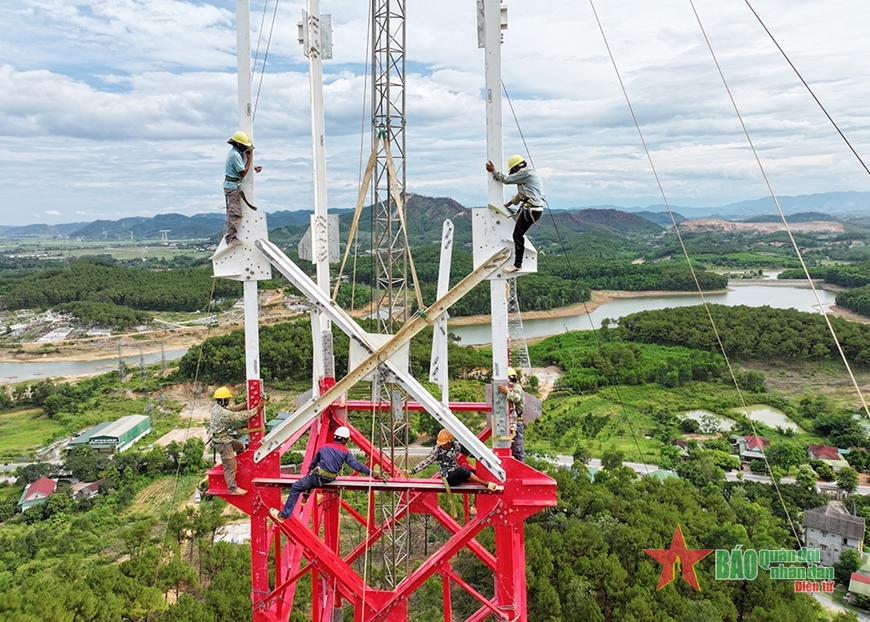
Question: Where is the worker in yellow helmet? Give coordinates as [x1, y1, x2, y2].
[209, 386, 261, 495]
[485, 154, 546, 273]
[498, 367, 525, 462]
[222, 131, 262, 247]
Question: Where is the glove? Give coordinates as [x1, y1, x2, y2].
[261, 393, 270, 402]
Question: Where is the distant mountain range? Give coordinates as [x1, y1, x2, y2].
[1, 190, 865, 242]
[618, 191, 870, 220]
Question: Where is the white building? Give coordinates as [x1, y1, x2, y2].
[803, 501, 865, 567]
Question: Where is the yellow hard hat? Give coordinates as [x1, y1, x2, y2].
[213, 387, 233, 400]
[507, 155, 525, 170]
[507, 367, 518, 379]
[436, 429, 454, 446]
[228, 131, 254, 148]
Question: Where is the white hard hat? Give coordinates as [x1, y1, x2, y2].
[334, 426, 351, 439]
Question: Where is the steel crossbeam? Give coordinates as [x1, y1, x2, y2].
[254, 238, 508, 480]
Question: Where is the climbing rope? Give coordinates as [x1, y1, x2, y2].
[501, 79, 653, 473]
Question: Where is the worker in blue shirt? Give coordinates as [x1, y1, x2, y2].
[486, 155, 546, 273]
[270, 426, 382, 522]
[223, 131, 261, 247]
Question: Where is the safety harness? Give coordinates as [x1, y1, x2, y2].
[225, 176, 260, 211]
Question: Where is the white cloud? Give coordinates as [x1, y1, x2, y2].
[44, 210, 61, 216]
[1, 0, 869, 225]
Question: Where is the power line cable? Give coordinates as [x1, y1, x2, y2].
[742, 0, 870, 178]
[253, 0, 281, 121]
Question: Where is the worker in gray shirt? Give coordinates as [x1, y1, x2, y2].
[486, 154, 546, 273]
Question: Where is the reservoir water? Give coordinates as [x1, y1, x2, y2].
[0, 349, 188, 384]
[449, 282, 840, 346]
[0, 282, 841, 381]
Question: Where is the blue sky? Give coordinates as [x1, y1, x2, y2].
[2, 0, 869, 226]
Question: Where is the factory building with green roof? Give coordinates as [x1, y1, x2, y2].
[68, 414, 151, 454]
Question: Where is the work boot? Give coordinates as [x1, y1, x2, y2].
[228, 487, 247, 495]
[502, 265, 518, 273]
[269, 508, 286, 524]
[300, 494, 311, 507]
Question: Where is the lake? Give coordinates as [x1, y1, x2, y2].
[732, 404, 804, 433]
[0, 349, 188, 384]
[449, 282, 840, 346]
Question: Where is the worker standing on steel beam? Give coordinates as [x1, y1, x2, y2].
[408, 429, 504, 491]
[270, 426, 382, 522]
[485, 155, 546, 273]
[498, 367, 525, 462]
[223, 130, 262, 247]
[210, 386, 260, 495]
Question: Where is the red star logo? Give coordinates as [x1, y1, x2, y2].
[644, 524, 712, 591]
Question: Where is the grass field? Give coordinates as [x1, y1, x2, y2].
[0, 409, 65, 461]
[526, 376, 834, 465]
[128, 474, 203, 515]
[0, 240, 212, 261]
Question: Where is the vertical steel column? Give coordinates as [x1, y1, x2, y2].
[302, 0, 334, 395]
[481, 0, 511, 449]
[495, 519, 527, 621]
[371, 0, 407, 332]
[231, 2, 271, 616]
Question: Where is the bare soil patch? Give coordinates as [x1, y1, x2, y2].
[154, 427, 209, 446]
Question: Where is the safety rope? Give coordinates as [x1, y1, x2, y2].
[589, 0, 814, 549]
[355, 8, 373, 315]
[501, 79, 652, 473]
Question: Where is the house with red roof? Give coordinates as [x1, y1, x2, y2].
[808, 445, 849, 472]
[17, 477, 56, 512]
[731, 435, 770, 464]
[850, 571, 870, 599]
[745, 436, 770, 452]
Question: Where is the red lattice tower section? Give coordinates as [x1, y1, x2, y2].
[208, 378, 557, 621]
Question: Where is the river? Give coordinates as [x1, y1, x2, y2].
[449, 282, 841, 346]
[0, 349, 188, 384]
[0, 281, 842, 379]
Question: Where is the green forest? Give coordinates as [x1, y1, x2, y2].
[615, 304, 870, 363]
[0, 433, 860, 622]
[0, 258, 241, 327]
[6, 206, 870, 620]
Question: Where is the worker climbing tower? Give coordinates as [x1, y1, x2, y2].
[206, 1, 556, 620]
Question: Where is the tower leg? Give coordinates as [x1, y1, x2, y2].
[495, 521, 526, 622]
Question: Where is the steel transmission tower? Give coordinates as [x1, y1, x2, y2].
[371, 0, 407, 332]
[370, 0, 412, 589]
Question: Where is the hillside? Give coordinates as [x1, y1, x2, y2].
[675, 218, 844, 234]
[9, 189, 869, 243]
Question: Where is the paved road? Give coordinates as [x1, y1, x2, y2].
[812, 590, 870, 621]
[546, 456, 870, 495]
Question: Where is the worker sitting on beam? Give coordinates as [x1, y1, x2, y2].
[408, 429, 504, 492]
[270, 426, 383, 523]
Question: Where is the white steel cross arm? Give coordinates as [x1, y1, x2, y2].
[253, 239, 509, 479]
